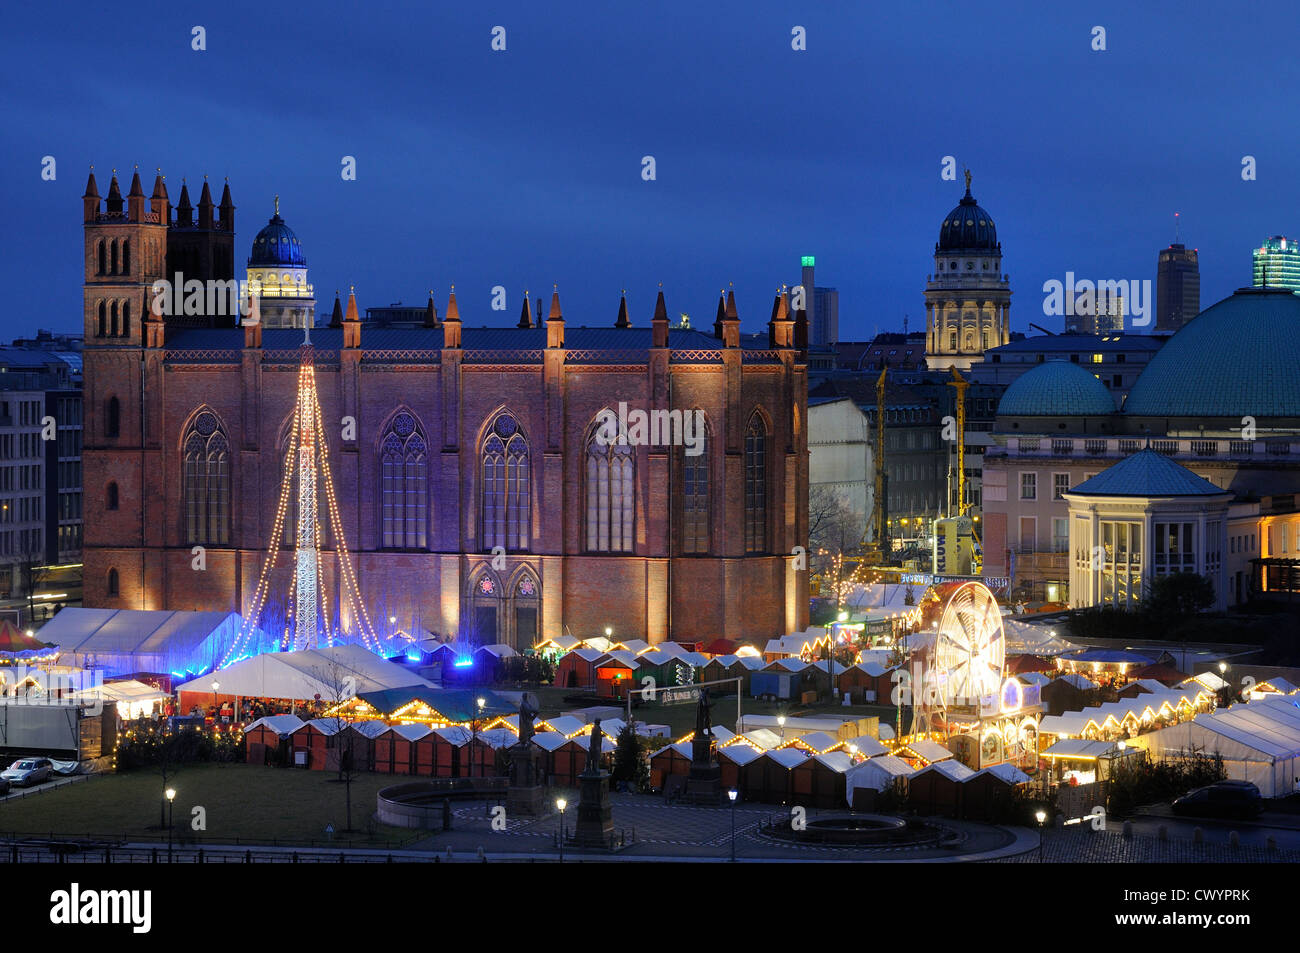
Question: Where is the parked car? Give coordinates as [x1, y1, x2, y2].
[1171, 780, 1263, 820]
[1, 758, 53, 788]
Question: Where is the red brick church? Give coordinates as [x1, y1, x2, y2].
[80, 168, 810, 647]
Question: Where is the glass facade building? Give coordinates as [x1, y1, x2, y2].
[1252, 236, 1300, 291]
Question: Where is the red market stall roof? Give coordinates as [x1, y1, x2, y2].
[0, 619, 56, 658]
[1007, 654, 1054, 675]
[1129, 663, 1189, 685]
[702, 638, 739, 656]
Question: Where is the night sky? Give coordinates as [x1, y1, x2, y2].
[4, 0, 1295, 341]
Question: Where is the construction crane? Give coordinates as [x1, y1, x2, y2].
[860, 368, 890, 562]
[945, 366, 982, 572]
[947, 367, 968, 516]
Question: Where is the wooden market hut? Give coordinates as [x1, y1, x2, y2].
[649, 741, 694, 791]
[336, 720, 388, 772]
[529, 732, 570, 784]
[717, 743, 763, 798]
[556, 648, 606, 689]
[789, 751, 852, 809]
[702, 655, 763, 695]
[908, 759, 975, 817]
[750, 748, 809, 804]
[961, 764, 1031, 821]
[289, 719, 340, 770]
[243, 714, 303, 766]
[595, 656, 637, 699]
[374, 723, 433, 775]
[1041, 674, 1100, 716]
[546, 732, 616, 786]
[432, 726, 473, 777]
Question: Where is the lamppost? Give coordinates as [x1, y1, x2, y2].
[777, 715, 786, 743]
[166, 788, 176, 862]
[604, 626, 613, 643]
[556, 798, 567, 863]
[475, 696, 486, 777]
[211, 680, 220, 719]
[1035, 808, 1047, 863]
[728, 789, 739, 861]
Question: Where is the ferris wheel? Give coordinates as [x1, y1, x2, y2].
[914, 581, 1005, 736]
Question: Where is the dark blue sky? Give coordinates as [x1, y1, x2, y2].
[4, 0, 1295, 341]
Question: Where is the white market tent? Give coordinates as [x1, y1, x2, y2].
[176, 643, 435, 703]
[70, 679, 170, 719]
[45, 608, 272, 677]
[1129, 696, 1300, 797]
[845, 755, 915, 804]
[1003, 618, 1076, 657]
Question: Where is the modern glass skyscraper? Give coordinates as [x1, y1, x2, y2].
[1252, 236, 1300, 292]
[1155, 243, 1200, 332]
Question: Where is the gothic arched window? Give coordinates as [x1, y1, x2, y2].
[107, 482, 119, 511]
[586, 415, 635, 553]
[109, 301, 118, 337]
[183, 410, 230, 546]
[97, 301, 106, 337]
[107, 568, 119, 597]
[380, 412, 427, 550]
[121, 301, 130, 338]
[110, 240, 118, 276]
[744, 415, 768, 553]
[121, 238, 130, 274]
[481, 414, 530, 551]
[680, 416, 710, 555]
[97, 241, 106, 276]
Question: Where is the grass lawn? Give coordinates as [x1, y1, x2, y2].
[0, 763, 420, 848]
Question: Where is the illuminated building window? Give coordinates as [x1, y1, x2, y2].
[481, 414, 529, 552]
[586, 415, 635, 553]
[744, 415, 768, 553]
[183, 411, 230, 546]
[380, 412, 427, 550]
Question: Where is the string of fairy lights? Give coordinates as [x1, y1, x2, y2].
[219, 345, 381, 667]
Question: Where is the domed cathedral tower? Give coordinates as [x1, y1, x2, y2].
[924, 170, 1011, 372]
[245, 196, 315, 329]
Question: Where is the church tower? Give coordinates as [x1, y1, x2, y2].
[924, 171, 1011, 372]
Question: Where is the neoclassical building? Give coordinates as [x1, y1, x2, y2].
[982, 287, 1300, 608]
[79, 169, 810, 648]
[924, 171, 1012, 372]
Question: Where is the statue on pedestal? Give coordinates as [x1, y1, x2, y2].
[584, 719, 603, 775]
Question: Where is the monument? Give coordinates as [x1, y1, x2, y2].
[506, 694, 548, 815]
[684, 688, 724, 804]
[570, 718, 615, 849]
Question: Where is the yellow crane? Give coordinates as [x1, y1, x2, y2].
[945, 366, 982, 572]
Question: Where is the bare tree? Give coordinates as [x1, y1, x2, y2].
[808, 486, 862, 590]
[312, 656, 360, 833]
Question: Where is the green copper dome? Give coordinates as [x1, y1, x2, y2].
[1124, 288, 1300, 417]
[997, 360, 1116, 416]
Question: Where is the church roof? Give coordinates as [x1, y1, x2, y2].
[164, 326, 784, 363]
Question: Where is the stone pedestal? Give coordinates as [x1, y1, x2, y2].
[506, 745, 548, 816]
[570, 771, 614, 849]
[683, 732, 724, 804]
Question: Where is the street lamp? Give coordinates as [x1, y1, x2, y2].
[604, 626, 613, 640]
[211, 680, 220, 716]
[777, 715, 786, 742]
[475, 697, 486, 777]
[728, 789, 738, 862]
[166, 788, 177, 862]
[1035, 808, 1047, 863]
[556, 798, 567, 863]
